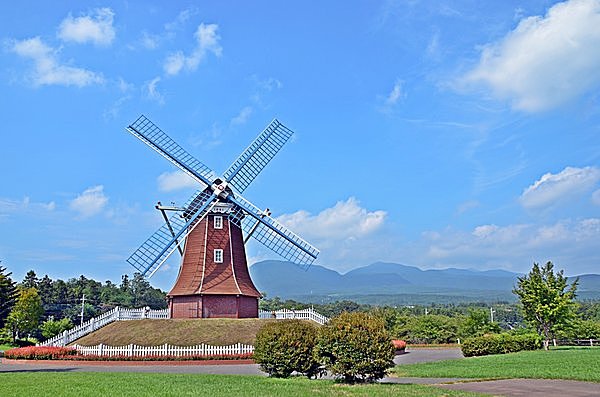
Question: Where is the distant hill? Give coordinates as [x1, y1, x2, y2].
[250, 260, 600, 304]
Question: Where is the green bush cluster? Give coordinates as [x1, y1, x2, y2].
[253, 319, 320, 378]
[254, 313, 395, 383]
[315, 312, 395, 383]
[461, 333, 542, 357]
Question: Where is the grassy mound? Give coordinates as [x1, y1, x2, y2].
[73, 318, 277, 346]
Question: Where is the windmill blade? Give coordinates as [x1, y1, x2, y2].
[223, 119, 294, 194]
[127, 115, 216, 187]
[227, 194, 319, 269]
[127, 190, 218, 277]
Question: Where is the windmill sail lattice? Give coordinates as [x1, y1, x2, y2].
[223, 119, 294, 194]
[127, 190, 217, 277]
[125, 114, 318, 318]
[127, 115, 216, 186]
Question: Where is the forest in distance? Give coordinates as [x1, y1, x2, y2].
[2, 265, 600, 345]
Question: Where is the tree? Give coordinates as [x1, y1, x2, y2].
[5, 287, 44, 341]
[21, 270, 39, 289]
[40, 317, 74, 339]
[458, 308, 501, 339]
[0, 263, 18, 329]
[513, 261, 578, 350]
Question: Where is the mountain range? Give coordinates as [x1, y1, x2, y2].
[249, 260, 600, 304]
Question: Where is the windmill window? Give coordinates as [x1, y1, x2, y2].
[214, 249, 223, 263]
[214, 216, 223, 229]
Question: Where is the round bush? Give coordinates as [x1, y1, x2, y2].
[315, 312, 395, 383]
[253, 319, 320, 378]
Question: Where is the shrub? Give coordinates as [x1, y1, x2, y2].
[315, 312, 395, 383]
[254, 319, 320, 378]
[5, 346, 77, 360]
[395, 314, 459, 344]
[40, 317, 74, 339]
[461, 333, 542, 357]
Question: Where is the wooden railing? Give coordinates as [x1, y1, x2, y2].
[259, 308, 329, 325]
[73, 342, 254, 358]
[40, 306, 169, 347]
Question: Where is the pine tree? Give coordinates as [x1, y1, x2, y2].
[0, 263, 18, 328]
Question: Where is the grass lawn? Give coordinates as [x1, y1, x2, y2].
[0, 372, 482, 397]
[395, 347, 600, 382]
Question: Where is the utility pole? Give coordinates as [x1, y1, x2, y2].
[80, 294, 86, 326]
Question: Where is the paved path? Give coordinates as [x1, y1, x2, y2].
[438, 378, 600, 397]
[393, 347, 464, 364]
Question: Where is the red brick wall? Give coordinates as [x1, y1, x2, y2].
[169, 295, 202, 318]
[238, 295, 259, 318]
[169, 294, 259, 318]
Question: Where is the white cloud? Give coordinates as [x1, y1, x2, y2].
[593, 189, 600, 206]
[278, 197, 386, 243]
[157, 171, 199, 192]
[69, 185, 108, 218]
[231, 106, 253, 125]
[457, 200, 480, 214]
[143, 76, 164, 104]
[414, 218, 600, 272]
[463, 0, 600, 112]
[386, 80, 404, 105]
[0, 196, 55, 218]
[58, 7, 116, 46]
[9, 37, 104, 87]
[520, 166, 600, 209]
[163, 23, 222, 76]
[247, 198, 385, 270]
[140, 31, 160, 49]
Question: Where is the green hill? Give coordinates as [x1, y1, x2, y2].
[73, 318, 277, 346]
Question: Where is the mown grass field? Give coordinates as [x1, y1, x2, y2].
[395, 347, 600, 382]
[74, 318, 278, 346]
[0, 372, 481, 397]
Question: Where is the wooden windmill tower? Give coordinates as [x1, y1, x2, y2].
[125, 115, 319, 318]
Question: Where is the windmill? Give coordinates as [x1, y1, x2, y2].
[125, 115, 319, 318]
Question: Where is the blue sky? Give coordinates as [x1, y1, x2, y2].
[1, 0, 599, 290]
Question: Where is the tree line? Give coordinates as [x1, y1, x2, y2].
[0, 264, 166, 343]
[2, 261, 600, 348]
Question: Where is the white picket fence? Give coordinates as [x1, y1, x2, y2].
[40, 306, 169, 347]
[259, 308, 329, 325]
[72, 342, 254, 358]
[40, 306, 328, 348]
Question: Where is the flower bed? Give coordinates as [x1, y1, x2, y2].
[392, 339, 407, 354]
[5, 346, 77, 360]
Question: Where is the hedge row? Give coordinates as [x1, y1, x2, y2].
[461, 333, 542, 357]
